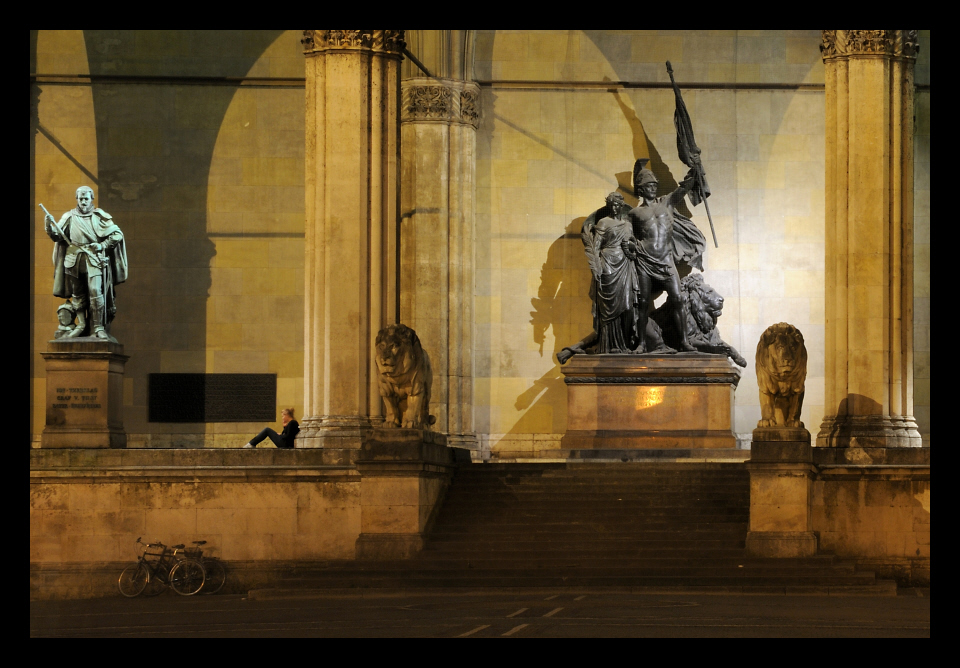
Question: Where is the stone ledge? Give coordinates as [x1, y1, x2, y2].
[816, 465, 931, 481]
[30, 467, 358, 484]
[30, 448, 359, 469]
[356, 428, 470, 472]
[812, 447, 930, 466]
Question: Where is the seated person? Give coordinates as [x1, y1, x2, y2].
[242, 408, 299, 449]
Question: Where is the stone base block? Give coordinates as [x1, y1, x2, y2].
[355, 428, 459, 560]
[41, 428, 126, 449]
[745, 531, 818, 558]
[355, 533, 425, 560]
[560, 353, 741, 449]
[812, 447, 930, 466]
[296, 416, 384, 449]
[750, 428, 812, 462]
[817, 413, 922, 448]
[41, 339, 128, 449]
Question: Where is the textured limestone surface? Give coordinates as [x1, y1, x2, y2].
[30, 31, 930, 453]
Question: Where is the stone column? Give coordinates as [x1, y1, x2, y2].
[399, 77, 481, 453]
[817, 31, 923, 452]
[300, 30, 403, 449]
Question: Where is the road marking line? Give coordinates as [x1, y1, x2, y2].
[544, 595, 559, 600]
[506, 608, 528, 618]
[543, 607, 564, 617]
[457, 625, 490, 637]
[502, 624, 529, 636]
[574, 595, 587, 601]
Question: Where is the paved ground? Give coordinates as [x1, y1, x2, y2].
[30, 589, 930, 637]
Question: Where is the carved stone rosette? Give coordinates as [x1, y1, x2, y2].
[820, 30, 919, 60]
[401, 78, 482, 129]
[302, 30, 405, 58]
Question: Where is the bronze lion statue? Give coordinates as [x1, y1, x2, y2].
[755, 322, 807, 428]
[651, 273, 748, 367]
[375, 323, 436, 429]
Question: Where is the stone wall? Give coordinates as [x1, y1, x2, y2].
[31, 30, 307, 448]
[30, 30, 930, 451]
[813, 467, 930, 584]
[30, 449, 360, 598]
[472, 30, 931, 459]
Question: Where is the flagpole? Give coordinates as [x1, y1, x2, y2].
[698, 163, 718, 248]
[666, 62, 718, 248]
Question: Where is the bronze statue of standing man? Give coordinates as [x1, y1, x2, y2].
[42, 186, 128, 341]
[627, 161, 703, 353]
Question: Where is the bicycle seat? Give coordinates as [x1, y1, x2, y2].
[192, 540, 207, 545]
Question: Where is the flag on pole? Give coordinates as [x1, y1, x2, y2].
[666, 61, 717, 246]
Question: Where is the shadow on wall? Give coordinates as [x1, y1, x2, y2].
[80, 30, 285, 437]
[820, 394, 884, 447]
[505, 94, 689, 442]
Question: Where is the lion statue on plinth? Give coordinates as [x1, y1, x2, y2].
[375, 323, 436, 429]
[755, 322, 807, 428]
[650, 273, 748, 367]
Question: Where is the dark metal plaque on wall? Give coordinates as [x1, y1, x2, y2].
[148, 374, 277, 422]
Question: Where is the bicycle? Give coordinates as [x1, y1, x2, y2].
[118, 537, 205, 597]
[181, 540, 226, 595]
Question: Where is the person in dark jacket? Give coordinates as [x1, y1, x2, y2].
[243, 408, 299, 449]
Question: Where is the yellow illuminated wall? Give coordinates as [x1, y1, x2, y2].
[472, 30, 931, 457]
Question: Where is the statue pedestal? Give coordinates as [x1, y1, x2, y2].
[41, 339, 128, 449]
[745, 427, 818, 558]
[355, 429, 466, 560]
[559, 353, 741, 450]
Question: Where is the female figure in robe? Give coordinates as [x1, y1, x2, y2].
[583, 192, 641, 354]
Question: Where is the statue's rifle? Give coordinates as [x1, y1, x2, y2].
[666, 61, 718, 248]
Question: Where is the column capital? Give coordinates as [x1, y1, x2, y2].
[401, 77, 481, 129]
[820, 30, 920, 61]
[302, 30, 405, 57]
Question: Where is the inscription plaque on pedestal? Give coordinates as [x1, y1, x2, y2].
[42, 338, 128, 448]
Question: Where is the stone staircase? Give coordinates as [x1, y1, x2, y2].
[258, 463, 896, 596]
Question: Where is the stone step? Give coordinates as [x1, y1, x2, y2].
[433, 511, 750, 522]
[431, 521, 749, 530]
[424, 539, 748, 550]
[250, 581, 898, 599]
[437, 501, 750, 510]
[441, 489, 751, 496]
[287, 556, 854, 571]
[429, 527, 748, 538]
[423, 547, 755, 559]
[272, 574, 887, 590]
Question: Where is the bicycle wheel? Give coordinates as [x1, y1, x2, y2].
[200, 559, 225, 594]
[118, 564, 148, 597]
[169, 559, 205, 596]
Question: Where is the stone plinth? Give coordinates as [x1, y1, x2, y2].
[559, 354, 741, 450]
[745, 427, 817, 558]
[354, 428, 463, 560]
[41, 339, 128, 449]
